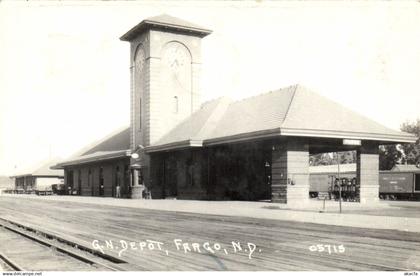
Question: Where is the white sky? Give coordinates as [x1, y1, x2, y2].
[1, 0, 419, 175]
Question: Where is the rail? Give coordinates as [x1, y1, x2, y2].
[0, 217, 129, 271]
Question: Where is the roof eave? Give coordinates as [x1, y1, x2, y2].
[203, 128, 282, 146]
[51, 150, 131, 169]
[9, 174, 31, 179]
[12, 174, 64, 178]
[32, 175, 64, 178]
[146, 139, 203, 153]
[279, 128, 417, 144]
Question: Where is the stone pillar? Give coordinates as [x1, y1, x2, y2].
[271, 148, 287, 203]
[357, 142, 379, 204]
[271, 139, 309, 205]
[131, 169, 144, 199]
[132, 169, 138, 186]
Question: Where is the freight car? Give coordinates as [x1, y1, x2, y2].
[379, 171, 420, 200]
[309, 167, 420, 201]
[309, 174, 359, 201]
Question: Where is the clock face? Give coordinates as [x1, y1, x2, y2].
[161, 42, 192, 104]
[163, 43, 188, 75]
[134, 46, 146, 73]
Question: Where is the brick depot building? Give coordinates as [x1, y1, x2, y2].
[52, 15, 416, 205]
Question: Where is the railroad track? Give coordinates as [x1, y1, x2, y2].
[0, 217, 133, 271]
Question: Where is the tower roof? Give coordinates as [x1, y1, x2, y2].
[120, 14, 212, 41]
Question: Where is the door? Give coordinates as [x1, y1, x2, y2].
[66, 171, 74, 195]
[114, 166, 120, 197]
[88, 169, 93, 196]
[415, 174, 420, 192]
[163, 155, 178, 198]
[77, 170, 82, 195]
[99, 167, 104, 196]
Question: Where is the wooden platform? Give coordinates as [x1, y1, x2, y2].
[0, 197, 419, 271]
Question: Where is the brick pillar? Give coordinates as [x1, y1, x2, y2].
[357, 142, 379, 204]
[271, 140, 309, 204]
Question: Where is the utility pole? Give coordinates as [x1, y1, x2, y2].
[337, 151, 342, 213]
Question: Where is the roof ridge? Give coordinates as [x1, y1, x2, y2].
[193, 97, 232, 140]
[200, 96, 231, 107]
[279, 84, 299, 128]
[229, 85, 298, 104]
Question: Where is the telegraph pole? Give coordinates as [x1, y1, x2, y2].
[337, 151, 342, 213]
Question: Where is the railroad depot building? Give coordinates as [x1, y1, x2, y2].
[52, 15, 416, 205]
[11, 161, 64, 192]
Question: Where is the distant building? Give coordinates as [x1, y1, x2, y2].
[52, 14, 416, 204]
[0, 176, 14, 190]
[11, 160, 64, 192]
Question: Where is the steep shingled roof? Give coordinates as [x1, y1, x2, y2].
[147, 85, 416, 151]
[80, 127, 130, 156]
[51, 127, 130, 169]
[279, 85, 412, 142]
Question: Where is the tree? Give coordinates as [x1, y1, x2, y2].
[400, 119, 420, 165]
[378, 119, 420, 170]
[309, 153, 333, 166]
[339, 151, 356, 164]
[379, 144, 403, 170]
[309, 151, 356, 166]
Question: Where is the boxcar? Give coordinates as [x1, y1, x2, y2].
[309, 170, 420, 201]
[379, 171, 420, 200]
[309, 172, 356, 198]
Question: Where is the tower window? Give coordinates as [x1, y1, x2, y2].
[173, 96, 178, 113]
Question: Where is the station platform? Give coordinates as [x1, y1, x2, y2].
[2, 194, 420, 233]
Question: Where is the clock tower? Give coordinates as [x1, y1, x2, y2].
[120, 14, 211, 189]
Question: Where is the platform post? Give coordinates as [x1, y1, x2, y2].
[357, 141, 380, 204]
[271, 139, 309, 205]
